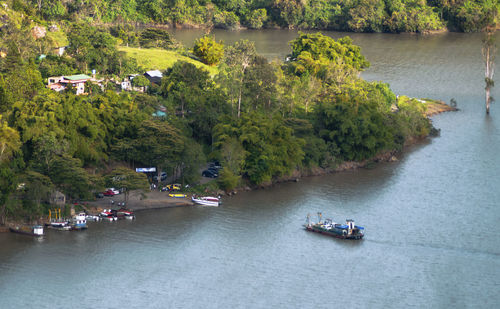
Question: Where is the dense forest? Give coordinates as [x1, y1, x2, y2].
[4, 0, 500, 33]
[0, 0, 484, 223]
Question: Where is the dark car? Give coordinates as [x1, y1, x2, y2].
[153, 172, 167, 182]
[208, 161, 222, 170]
[202, 169, 218, 178]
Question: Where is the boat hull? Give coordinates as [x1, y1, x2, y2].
[191, 197, 219, 207]
[305, 225, 364, 240]
[9, 226, 44, 237]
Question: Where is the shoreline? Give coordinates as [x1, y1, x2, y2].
[0, 101, 457, 228]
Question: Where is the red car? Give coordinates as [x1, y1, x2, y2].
[103, 190, 115, 196]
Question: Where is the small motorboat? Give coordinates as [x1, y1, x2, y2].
[99, 209, 118, 221]
[117, 208, 135, 220]
[85, 214, 101, 221]
[191, 195, 220, 207]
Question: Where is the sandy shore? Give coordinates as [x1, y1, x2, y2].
[84, 191, 193, 213]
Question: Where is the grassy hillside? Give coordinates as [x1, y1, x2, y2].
[118, 47, 218, 76]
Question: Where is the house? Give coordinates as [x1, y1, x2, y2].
[47, 74, 93, 95]
[121, 74, 146, 92]
[144, 70, 163, 85]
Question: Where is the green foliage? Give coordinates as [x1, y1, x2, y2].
[131, 75, 150, 87]
[8, 0, 498, 33]
[246, 8, 268, 29]
[192, 36, 224, 66]
[139, 28, 173, 49]
[214, 10, 240, 29]
[314, 86, 395, 161]
[288, 32, 370, 78]
[217, 167, 240, 191]
[214, 113, 305, 185]
[47, 155, 94, 200]
[105, 167, 149, 202]
[66, 23, 137, 75]
[0, 115, 22, 163]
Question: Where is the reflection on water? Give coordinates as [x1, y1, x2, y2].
[1, 30, 500, 308]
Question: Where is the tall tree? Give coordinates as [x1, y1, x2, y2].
[222, 40, 257, 118]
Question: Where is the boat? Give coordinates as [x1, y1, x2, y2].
[191, 195, 220, 207]
[47, 220, 72, 231]
[99, 209, 118, 221]
[304, 213, 364, 240]
[169, 193, 186, 198]
[116, 208, 135, 220]
[85, 214, 101, 221]
[46, 209, 71, 230]
[10, 225, 44, 237]
[71, 212, 88, 230]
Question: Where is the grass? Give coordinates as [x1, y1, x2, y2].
[46, 30, 68, 47]
[118, 46, 218, 76]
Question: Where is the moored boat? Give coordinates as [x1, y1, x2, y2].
[99, 209, 118, 221]
[117, 208, 135, 220]
[71, 212, 88, 230]
[10, 225, 44, 237]
[304, 213, 364, 240]
[191, 195, 220, 207]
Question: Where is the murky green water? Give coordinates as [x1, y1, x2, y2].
[1, 30, 499, 308]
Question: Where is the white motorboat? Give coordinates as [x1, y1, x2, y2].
[191, 196, 220, 207]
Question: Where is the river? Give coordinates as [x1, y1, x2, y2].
[1, 30, 499, 308]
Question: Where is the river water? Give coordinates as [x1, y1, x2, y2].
[1, 30, 499, 308]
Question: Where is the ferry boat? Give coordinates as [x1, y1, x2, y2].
[10, 225, 44, 237]
[191, 195, 220, 207]
[71, 212, 88, 230]
[304, 213, 364, 240]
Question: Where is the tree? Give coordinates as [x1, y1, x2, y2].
[19, 171, 53, 221]
[31, 133, 69, 174]
[105, 167, 149, 204]
[129, 120, 185, 180]
[0, 115, 21, 164]
[288, 32, 370, 76]
[223, 40, 257, 117]
[139, 28, 173, 49]
[131, 75, 150, 88]
[192, 36, 224, 66]
[0, 163, 16, 225]
[482, 30, 496, 114]
[48, 155, 94, 200]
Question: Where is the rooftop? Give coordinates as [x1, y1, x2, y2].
[64, 74, 92, 81]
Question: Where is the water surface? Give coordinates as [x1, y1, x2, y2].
[1, 30, 499, 308]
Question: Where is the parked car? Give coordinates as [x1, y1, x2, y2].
[153, 172, 167, 182]
[106, 188, 120, 195]
[202, 169, 218, 178]
[162, 184, 181, 191]
[95, 192, 104, 198]
[103, 190, 115, 196]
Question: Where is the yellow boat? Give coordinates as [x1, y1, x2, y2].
[169, 193, 186, 198]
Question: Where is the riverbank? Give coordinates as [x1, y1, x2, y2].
[84, 191, 193, 213]
[230, 99, 457, 191]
